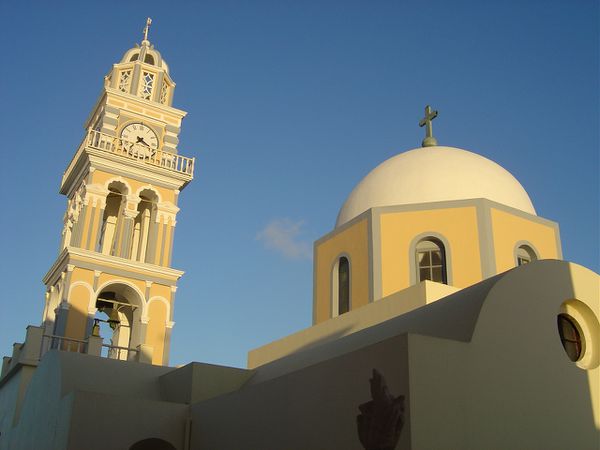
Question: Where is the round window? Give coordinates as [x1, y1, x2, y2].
[557, 314, 582, 362]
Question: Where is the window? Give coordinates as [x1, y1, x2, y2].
[160, 81, 169, 104]
[416, 238, 447, 284]
[118, 69, 132, 93]
[557, 314, 582, 362]
[516, 244, 537, 266]
[139, 71, 155, 100]
[338, 256, 350, 315]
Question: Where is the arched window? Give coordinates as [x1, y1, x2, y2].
[338, 256, 350, 315]
[332, 256, 350, 317]
[98, 185, 126, 255]
[516, 244, 537, 266]
[416, 238, 447, 284]
[144, 54, 155, 65]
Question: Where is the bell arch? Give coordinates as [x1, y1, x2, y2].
[93, 280, 146, 359]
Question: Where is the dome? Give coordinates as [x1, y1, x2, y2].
[336, 146, 536, 227]
[120, 41, 169, 74]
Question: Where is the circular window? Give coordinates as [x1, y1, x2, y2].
[557, 314, 583, 361]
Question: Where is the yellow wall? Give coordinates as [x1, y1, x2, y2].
[146, 300, 167, 365]
[64, 268, 95, 341]
[314, 219, 370, 324]
[490, 208, 559, 273]
[380, 207, 482, 296]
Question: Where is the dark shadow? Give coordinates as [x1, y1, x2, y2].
[129, 437, 176, 450]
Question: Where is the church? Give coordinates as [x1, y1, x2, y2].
[0, 22, 598, 450]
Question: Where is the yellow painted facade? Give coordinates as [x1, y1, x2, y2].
[314, 218, 370, 324]
[39, 37, 192, 366]
[313, 201, 562, 325]
[490, 207, 560, 273]
[380, 207, 482, 296]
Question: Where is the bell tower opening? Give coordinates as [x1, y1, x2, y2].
[94, 283, 144, 360]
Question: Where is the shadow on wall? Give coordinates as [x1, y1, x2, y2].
[129, 437, 176, 450]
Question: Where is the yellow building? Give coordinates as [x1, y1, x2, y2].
[0, 26, 598, 450]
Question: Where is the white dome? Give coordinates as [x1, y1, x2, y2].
[336, 146, 536, 228]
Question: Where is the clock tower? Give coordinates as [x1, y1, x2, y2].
[41, 21, 194, 365]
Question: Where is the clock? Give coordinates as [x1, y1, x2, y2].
[120, 123, 159, 157]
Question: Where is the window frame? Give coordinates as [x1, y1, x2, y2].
[409, 233, 452, 286]
[331, 253, 352, 318]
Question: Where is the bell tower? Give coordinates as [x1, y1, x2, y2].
[41, 20, 194, 365]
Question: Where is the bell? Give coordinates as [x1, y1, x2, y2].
[91, 319, 101, 337]
[107, 309, 121, 330]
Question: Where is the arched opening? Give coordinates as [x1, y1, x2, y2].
[144, 54, 155, 65]
[129, 53, 139, 62]
[94, 283, 143, 360]
[98, 182, 127, 255]
[416, 238, 447, 284]
[332, 256, 350, 317]
[129, 438, 176, 450]
[130, 189, 158, 262]
[516, 244, 537, 266]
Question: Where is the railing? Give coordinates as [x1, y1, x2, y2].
[74, 129, 194, 176]
[101, 343, 139, 361]
[40, 334, 87, 358]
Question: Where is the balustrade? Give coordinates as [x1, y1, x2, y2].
[74, 129, 194, 176]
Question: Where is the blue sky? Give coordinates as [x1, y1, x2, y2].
[0, 0, 597, 368]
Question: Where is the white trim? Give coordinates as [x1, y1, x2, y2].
[143, 296, 170, 323]
[134, 184, 163, 203]
[66, 281, 95, 313]
[104, 176, 132, 195]
[513, 240, 540, 266]
[409, 232, 452, 286]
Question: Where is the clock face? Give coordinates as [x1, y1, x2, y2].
[120, 123, 159, 157]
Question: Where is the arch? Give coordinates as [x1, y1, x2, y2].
[104, 178, 131, 195]
[410, 233, 450, 285]
[67, 281, 95, 309]
[331, 253, 351, 317]
[93, 280, 146, 355]
[144, 296, 171, 322]
[144, 54, 155, 65]
[514, 241, 539, 266]
[98, 180, 129, 255]
[134, 184, 162, 204]
[129, 438, 176, 450]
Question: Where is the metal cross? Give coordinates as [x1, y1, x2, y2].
[419, 105, 438, 147]
[143, 17, 153, 41]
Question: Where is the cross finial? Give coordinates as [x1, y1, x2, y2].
[418, 105, 438, 147]
[142, 17, 153, 42]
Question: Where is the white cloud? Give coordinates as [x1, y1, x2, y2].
[256, 218, 312, 260]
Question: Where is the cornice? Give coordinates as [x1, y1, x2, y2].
[43, 247, 184, 286]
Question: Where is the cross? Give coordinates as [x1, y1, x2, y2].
[418, 105, 438, 147]
[143, 17, 153, 41]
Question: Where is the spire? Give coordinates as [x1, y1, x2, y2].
[142, 17, 152, 45]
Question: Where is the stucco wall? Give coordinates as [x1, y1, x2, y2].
[314, 217, 370, 324]
[379, 206, 482, 295]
